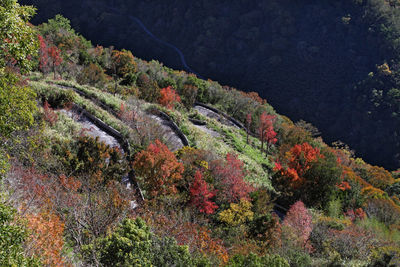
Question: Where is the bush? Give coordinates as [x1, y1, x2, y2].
[227, 253, 289, 267]
[77, 63, 109, 86]
[284, 249, 312, 267]
[98, 218, 195, 267]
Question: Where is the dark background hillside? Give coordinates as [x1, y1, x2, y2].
[22, 0, 400, 170]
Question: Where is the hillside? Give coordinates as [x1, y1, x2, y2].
[1, 2, 400, 266]
[21, 0, 400, 170]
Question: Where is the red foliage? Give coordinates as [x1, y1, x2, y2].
[48, 45, 62, 79]
[212, 153, 254, 203]
[133, 139, 184, 197]
[38, 35, 49, 73]
[258, 112, 277, 152]
[337, 181, 352, 191]
[275, 142, 323, 186]
[344, 208, 366, 222]
[43, 101, 58, 126]
[189, 170, 218, 214]
[159, 86, 181, 109]
[283, 201, 313, 251]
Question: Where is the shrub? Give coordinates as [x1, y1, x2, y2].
[77, 63, 109, 86]
[219, 198, 254, 226]
[227, 253, 289, 267]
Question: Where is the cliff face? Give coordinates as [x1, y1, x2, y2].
[23, 0, 400, 169]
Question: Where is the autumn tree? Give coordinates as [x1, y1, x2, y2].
[274, 144, 342, 207]
[159, 86, 181, 110]
[38, 35, 49, 74]
[133, 140, 184, 197]
[48, 45, 62, 79]
[212, 153, 253, 203]
[258, 112, 277, 153]
[189, 170, 218, 214]
[0, 203, 40, 266]
[282, 201, 313, 251]
[25, 212, 66, 266]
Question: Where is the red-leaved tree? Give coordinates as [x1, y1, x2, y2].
[189, 170, 218, 214]
[38, 35, 49, 74]
[258, 112, 277, 153]
[48, 45, 62, 79]
[212, 153, 254, 203]
[159, 86, 181, 109]
[133, 139, 184, 197]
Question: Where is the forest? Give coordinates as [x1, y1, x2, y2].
[2, 0, 400, 266]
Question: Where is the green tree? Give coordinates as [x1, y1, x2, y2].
[0, 0, 38, 74]
[98, 218, 194, 267]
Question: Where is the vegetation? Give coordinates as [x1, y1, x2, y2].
[1, 2, 400, 266]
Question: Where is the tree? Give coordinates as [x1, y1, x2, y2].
[0, 0, 38, 74]
[98, 218, 194, 267]
[48, 45, 62, 79]
[0, 203, 40, 266]
[133, 140, 184, 197]
[38, 34, 49, 74]
[258, 112, 277, 153]
[159, 86, 181, 109]
[282, 201, 313, 251]
[189, 170, 218, 214]
[0, 72, 37, 137]
[212, 153, 253, 203]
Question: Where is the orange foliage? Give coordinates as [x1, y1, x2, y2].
[133, 140, 184, 197]
[26, 212, 67, 266]
[159, 86, 181, 109]
[275, 142, 323, 186]
[361, 186, 389, 200]
[367, 165, 395, 189]
[142, 207, 228, 263]
[341, 166, 371, 188]
[240, 91, 266, 105]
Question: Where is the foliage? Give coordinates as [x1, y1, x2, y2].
[0, 203, 40, 266]
[189, 170, 218, 214]
[98, 218, 194, 267]
[0, 0, 38, 74]
[212, 153, 254, 203]
[282, 201, 313, 251]
[134, 139, 184, 197]
[77, 63, 109, 86]
[219, 198, 254, 226]
[227, 253, 289, 267]
[61, 135, 127, 184]
[0, 72, 37, 137]
[25, 211, 66, 266]
[258, 112, 277, 153]
[159, 86, 181, 109]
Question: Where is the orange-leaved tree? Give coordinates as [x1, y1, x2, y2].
[159, 86, 181, 109]
[133, 140, 184, 197]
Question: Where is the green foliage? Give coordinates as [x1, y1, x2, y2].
[227, 253, 289, 267]
[0, 0, 39, 74]
[0, 203, 41, 266]
[0, 72, 37, 137]
[32, 81, 75, 108]
[284, 249, 312, 267]
[98, 218, 195, 267]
